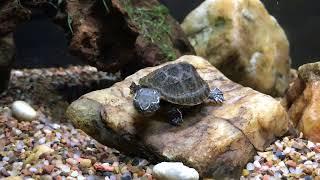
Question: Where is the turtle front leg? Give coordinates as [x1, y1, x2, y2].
[209, 88, 224, 103]
[167, 107, 183, 126]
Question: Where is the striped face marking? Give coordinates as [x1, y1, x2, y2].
[133, 88, 161, 115]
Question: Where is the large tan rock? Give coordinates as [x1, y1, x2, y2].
[66, 55, 289, 178]
[181, 0, 290, 97]
[288, 62, 320, 142]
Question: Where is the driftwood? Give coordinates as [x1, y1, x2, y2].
[67, 0, 195, 76]
[0, 0, 194, 76]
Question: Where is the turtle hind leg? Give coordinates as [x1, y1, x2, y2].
[209, 88, 224, 103]
[167, 107, 183, 126]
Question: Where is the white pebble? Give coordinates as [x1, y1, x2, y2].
[15, 140, 25, 151]
[304, 160, 313, 165]
[29, 167, 38, 173]
[11, 101, 37, 121]
[77, 176, 85, 180]
[246, 163, 255, 171]
[253, 160, 261, 168]
[260, 165, 269, 171]
[307, 141, 315, 149]
[283, 147, 291, 154]
[253, 155, 261, 161]
[295, 167, 303, 174]
[51, 123, 61, 130]
[59, 165, 71, 173]
[2, 157, 9, 162]
[275, 141, 283, 150]
[278, 161, 286, 167]
[280, 167, 289, 175]
[71, 170, 79, 177]
[38, 137, 46, 144]
[153, 162, 199, 180]
[12, 128, 22, 136]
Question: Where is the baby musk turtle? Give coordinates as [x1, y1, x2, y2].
[130, 62, 224, 126]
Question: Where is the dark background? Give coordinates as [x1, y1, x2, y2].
[160, 0, 320, 68]
[13, 0, 320, 69]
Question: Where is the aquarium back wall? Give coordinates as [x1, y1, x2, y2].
[160, 0, 320, 69]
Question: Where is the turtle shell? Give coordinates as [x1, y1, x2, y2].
[139, 62, 210, 106]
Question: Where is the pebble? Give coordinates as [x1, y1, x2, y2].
[2, 157, 9, 162]
[59, 164, 71, 174]
[0, 66, 150, 179]
[43, 165, 54, 174]
[242, 169, 249, 176]
[38, 137, 46, 144]
[121, 172, 132, 180]
[70, 170, 79, 177]
[242, 135, 320, 179]
[11, 101, 37, 121]
[246, 163, 255, 171]
[286, 160, 297, 167]
[66, 158, 78, 165]
[262, 175, 270, 180]
[12, 128, 22, 136]
[79, 158, 92, 168]
[275, 151, 286, 160]
[29, 167, 38, 173]
[253, 160, 261, 168]
[275, 141, 283, 150]
[153, 162, 199, 180]
[40, 175, 53, 180]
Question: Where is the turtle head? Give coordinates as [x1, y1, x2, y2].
[133, 87, 161, 116]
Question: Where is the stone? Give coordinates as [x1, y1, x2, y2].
[79, 158, 92, 168]
[153, 162, 199, 180]
[11, 101, 37, 121]
[66, 55, 289, 178]
[181, 0, 290, 96]
[288, 62, 320, 142]
[43, 165, 55, 174]
[24, 145, 54, 164]
[1, 177, 23, 180]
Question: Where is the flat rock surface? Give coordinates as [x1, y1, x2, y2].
[67, 55, 289, 178]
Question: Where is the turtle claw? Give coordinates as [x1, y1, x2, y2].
[209, 88, 224, 103]
[168, 107, 183, 126]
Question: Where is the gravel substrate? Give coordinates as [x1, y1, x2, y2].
[2, 65, 319, 180]
[241, 133, 320, 180]
[0, 66, 153, 179]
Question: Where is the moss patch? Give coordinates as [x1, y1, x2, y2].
[119, 0, 176, 61]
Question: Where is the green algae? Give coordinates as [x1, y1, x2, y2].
[120, 0, 176, 61]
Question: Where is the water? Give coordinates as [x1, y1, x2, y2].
[13, 7, 82, 69]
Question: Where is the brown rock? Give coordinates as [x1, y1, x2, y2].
[67, 55, 289, 178]
[288, 62, 320, 142]
[0, 1, 194, 77]
[79, 158, 92, 168]
[67, 0, 194, 75]
[181, 0, 290, 96]
[43, 165, 55, 174]
[286, 160, 297, 167]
